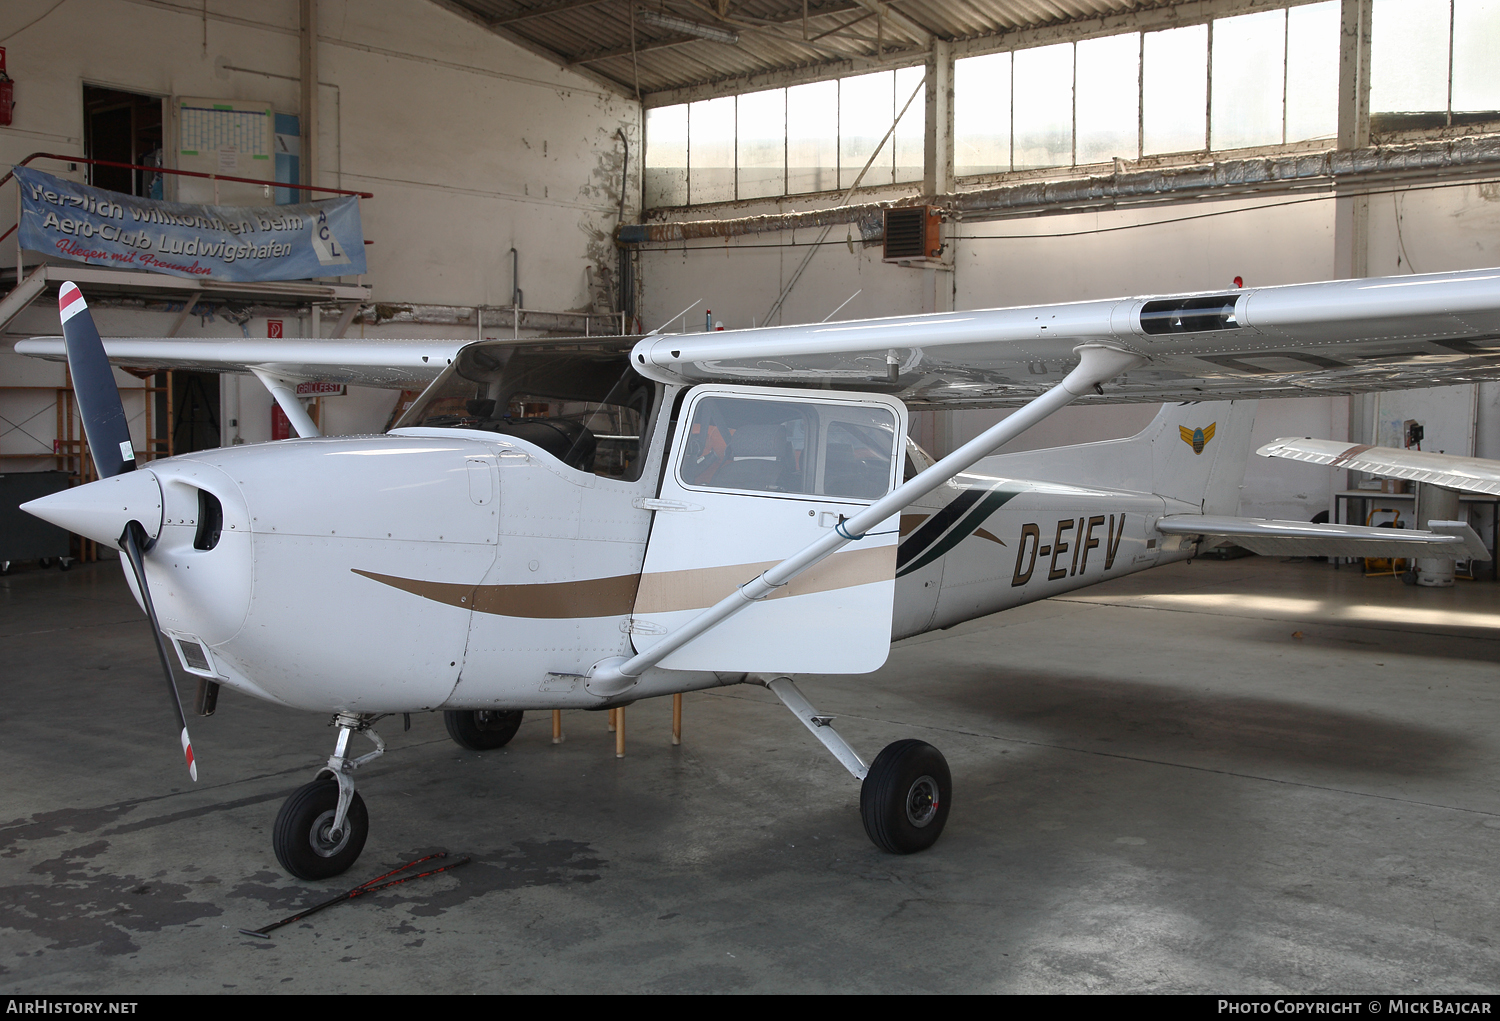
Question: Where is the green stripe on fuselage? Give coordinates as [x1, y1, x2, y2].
[895, 484, 1024, 578]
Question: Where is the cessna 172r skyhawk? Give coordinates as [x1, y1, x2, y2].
[17, 267, 1500, 880]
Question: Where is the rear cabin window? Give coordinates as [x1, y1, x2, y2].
[679, 395, 897, 500]
[396, 340, 653, 481]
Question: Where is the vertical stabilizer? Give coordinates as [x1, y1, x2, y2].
[1145, 400, 1259, 513]
[977, 399, 1259, 513]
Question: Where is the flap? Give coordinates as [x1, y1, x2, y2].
[1258, 437, 1500, 496]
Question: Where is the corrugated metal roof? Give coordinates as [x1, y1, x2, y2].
[431, 0, 1272, 99]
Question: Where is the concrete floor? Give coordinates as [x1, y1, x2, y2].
[2, 554, 1498, 993]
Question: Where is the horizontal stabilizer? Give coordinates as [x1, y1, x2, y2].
[1156, 514, 1490, 561]
[1258, 437, 1500, 496]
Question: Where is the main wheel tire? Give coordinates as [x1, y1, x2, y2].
[444, 709, 523, 750]
[860, 739, 952, 855]
[272, 778, 368, 880]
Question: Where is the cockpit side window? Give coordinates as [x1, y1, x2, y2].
[397, 340, 655, 481]
[678, 395, 898, 499]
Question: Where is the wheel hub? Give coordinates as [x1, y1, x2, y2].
[310, 808, 352, 858]
[905, 775, 939, 828]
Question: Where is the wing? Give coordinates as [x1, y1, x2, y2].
[1258, 437, 1500, 496]
[13, 336, 458, 389]
[1202, 422, 1215, 442]
[1179, 425, 1194, 445]
[631, 267, 1500, 407]
[1156, 514, 1490, 561]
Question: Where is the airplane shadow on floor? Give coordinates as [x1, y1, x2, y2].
[1235, 618, 1500, 663]
[917, 664, 1474, 781]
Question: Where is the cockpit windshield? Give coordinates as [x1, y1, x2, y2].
[394, 338, 654, 481]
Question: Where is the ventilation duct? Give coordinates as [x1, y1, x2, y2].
[883, 206, 942, 263]
[637, 10, 739, 44]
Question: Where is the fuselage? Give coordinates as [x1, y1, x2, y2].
[115, 389, 1197, 714]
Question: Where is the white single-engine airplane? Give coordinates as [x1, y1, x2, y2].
[18, 268, 1500, 879]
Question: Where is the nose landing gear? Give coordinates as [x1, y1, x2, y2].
[273, 713, 384, 879]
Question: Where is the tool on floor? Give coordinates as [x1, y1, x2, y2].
[238, 852, 471, 938]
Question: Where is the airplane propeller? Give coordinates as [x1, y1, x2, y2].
[59, 282, 198, 782]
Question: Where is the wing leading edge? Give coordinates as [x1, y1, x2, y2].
[13, 336, 459, 390]
[19, 267, 1500, 405]
[632, 268, 1500, 407]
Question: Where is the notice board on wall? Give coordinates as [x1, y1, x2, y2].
[175, 98, 275, 205]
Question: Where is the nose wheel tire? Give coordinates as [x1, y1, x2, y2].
[444, 709, 523, 750]
[272, 778, 369, 880]
[860, 739, 952, 855]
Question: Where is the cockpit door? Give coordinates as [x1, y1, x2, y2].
[630, 385, 906, 673]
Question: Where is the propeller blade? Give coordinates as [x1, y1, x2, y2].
[59, 282, 136, 480]
[119, 520, 198, 782]
[58, 285, 195, 781]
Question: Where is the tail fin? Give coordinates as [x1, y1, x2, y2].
[977, 399, 1259, 513]
[1140, 400, 1258, 513]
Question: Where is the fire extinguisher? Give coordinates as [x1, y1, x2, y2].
[0, 48, 14, 128]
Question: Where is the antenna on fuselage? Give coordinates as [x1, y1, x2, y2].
[645, 299, 703, 336]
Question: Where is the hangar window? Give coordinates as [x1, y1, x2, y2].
[645, 68, 924, 207]
[954, 1, 1340, 178]
[1370, 0, 1500, 131]
[640, 0, 1490, 210]
[678, 395, 897, 500]
[396, 341, 655, 482]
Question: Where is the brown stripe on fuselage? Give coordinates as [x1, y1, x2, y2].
[633, 544, 895, 614]
[900, 513, 928, 536]
[476, 573, 640, 618]
[352, 569, 639, 619]
[352, 544, 895, 620]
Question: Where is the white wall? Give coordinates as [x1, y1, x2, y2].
[635, 182, 1500, 522]
[1, 0, 640, 464]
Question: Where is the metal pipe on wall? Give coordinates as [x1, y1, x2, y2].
[618, 135, 1500, 247]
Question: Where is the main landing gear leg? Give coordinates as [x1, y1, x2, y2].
[272, 713, 385, 880]
[763, 676, 952, 855]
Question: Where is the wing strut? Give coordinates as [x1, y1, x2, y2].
[251, 367, 322, 438]
[584, 343, 1146, 697]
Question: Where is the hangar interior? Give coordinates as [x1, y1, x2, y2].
[2, 0, 1499, 995]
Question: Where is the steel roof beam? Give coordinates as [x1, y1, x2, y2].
[568, 0, 870, 65]
[427, 0, 638, 96]
[487, 0, 613, 27]
[849, 0, 931, 43]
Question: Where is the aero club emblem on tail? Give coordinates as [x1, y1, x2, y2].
[1179, 423, 1216, 455]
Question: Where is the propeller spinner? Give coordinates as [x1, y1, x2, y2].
[58, 282, 198, 782]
